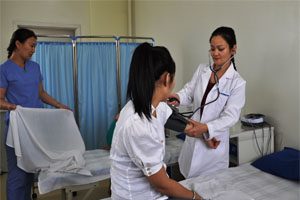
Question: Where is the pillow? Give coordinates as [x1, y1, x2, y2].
[251, 147, 300, 181]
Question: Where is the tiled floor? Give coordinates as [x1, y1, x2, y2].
[0, 172, 111, 200]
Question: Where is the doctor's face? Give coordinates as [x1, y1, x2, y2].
[210, 35, 234, 68]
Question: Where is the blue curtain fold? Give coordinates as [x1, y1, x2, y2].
[77, 42, 118, 149]
[31, 41, 143, 150]
[31, 42, 74, 110]
[120, 43, 140, 107]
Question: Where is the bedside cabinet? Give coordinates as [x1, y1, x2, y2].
[229, 122, 274, 166]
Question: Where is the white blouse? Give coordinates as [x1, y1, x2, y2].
[110, 101, 172, 200]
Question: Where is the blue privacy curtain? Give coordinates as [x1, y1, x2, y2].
[77, 42, 118, 149]
[119, 43, 140, 107]
[32, 41, 140, 149]
[31, 42, 74, 110]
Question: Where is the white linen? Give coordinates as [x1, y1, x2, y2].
[190, 178, 253, 200]
[37, 135, 183, 195]
[110, 101, 172, 200]
[38, 149, 111, 194]
[180, 163, 300, 200]
[213, 190, 254, 200]
[6, 106, 90, 175]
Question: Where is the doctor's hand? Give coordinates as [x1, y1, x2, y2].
[184, 119, 208, 138]
[204, 137, 220, 149]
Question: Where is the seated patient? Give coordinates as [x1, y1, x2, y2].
[110, 43, 202, 199]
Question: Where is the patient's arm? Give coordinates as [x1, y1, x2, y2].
[147, 166, 202, 199]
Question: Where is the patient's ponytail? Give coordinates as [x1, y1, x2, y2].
[127, 42, 175, 120]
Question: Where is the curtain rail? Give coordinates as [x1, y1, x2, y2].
[37, 35, 74, 39]
[76, 35, 117, 40]
[118, 36, 154, 43]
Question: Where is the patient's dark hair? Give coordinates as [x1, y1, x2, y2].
[210, 26, 237, 70]
[7, 28, 37, 59]
[127, 42, 175, 120]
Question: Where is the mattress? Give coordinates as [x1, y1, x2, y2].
[38, 149, 111, 194]
[37, 136, 184, 194]
[180, 163, 300, 200]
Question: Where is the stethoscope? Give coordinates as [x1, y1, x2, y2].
[177, 53, 235, 119]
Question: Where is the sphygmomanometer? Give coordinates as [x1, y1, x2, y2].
[164, 64, 222, 133]
[164, 104, 188, 132]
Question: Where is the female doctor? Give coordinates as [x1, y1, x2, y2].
[170, 26, 246, 178]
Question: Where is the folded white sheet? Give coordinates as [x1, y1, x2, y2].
[6, 106, 91, 176]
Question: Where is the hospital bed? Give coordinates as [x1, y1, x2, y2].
[32, 134, 183, 200]
[6, 107, 110, 200]
[179, 147, 300, 200]
[6, 106, 184, 200]
[32, 131, 184, 200]
[33, 149, 111, 200]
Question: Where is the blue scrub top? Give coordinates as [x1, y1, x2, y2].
[0, 59, 44, 121]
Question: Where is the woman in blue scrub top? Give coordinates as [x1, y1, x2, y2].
[0, 28, 69, 200]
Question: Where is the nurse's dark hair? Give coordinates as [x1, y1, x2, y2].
[127, 42, 175, 120]
[210, 26, 237, 70]
[7, 28, 37, 59]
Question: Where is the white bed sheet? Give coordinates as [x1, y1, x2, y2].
[7, 106, 88, 175]
[180, 163, 300, 200]
[38, 149, 111, 194]
[37, 136, 184, 194]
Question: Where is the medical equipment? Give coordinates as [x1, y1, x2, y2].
[165, 104, 188, 132]
[241, 113, 265, 127]
[240, 114, 272, 158]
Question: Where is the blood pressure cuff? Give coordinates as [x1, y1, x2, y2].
[164, 106, 188, 132]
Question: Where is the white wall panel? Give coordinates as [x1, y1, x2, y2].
[133, 1, 300, 150]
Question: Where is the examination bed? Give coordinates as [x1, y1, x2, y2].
[180, 147, 300, 200]
[6, 106, 184, 200]
[34, 133, 183, 200]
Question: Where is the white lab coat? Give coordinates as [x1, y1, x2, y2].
[178, 63, 246, 178]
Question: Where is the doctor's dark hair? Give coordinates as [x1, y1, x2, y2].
[7, 28, 37, 59]
[210, 26, 237, 70]
[127, 42, 175, 120]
